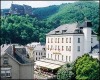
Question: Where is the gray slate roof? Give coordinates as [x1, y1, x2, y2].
[79, 20, 92, 28]
[34, 45, 45, 51]
[1, 44, 31, 64]
[46, 22, 82, 35]
[90, 44, 100, 53]
[46, 20, 93, 35]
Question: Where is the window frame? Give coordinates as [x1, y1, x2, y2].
[62, 38, 64, 43]
[69, 46, 71, 51]
[66, 38, 68, 43]
[78, 38, 80, 43]
[55, 38, 57, 43]
[91, 38, 93, 43]
[77, 46, 80, 52]
[69, 38, 71, 43]
[66, 56, 67, 61]
[62, 55, 63, 61]
[1, 68, 11, 78]
[58, 38, 59, 43]
[62, 46, 64, 51]
[3, 57, 8, 65]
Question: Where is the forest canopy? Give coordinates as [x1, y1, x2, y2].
[1, 1, 99, 45]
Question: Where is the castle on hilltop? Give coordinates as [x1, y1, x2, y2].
[9, 4, 33, 15]
[2, 3, 33, 16]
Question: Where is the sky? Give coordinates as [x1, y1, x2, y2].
[1, 1, 76, 9]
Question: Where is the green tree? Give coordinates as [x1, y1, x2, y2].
[73, 54, 100, 80]
[57, 63, 74, 80]
[1, 1, 99, 45]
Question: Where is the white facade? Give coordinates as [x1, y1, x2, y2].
[26, 43, 46, 61]
[33, 50, 46, 61]
[83, 27, 91, 53]
[46, 22, 98, 62]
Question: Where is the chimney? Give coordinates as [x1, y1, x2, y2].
[12, 44, 16, 55]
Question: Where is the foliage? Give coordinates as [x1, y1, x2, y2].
[1, 1, 99, 45]
[73, 54, 100, 80]
[57, 63, 75, 80]
[1, 15, 48, 45]
[32, 5, 59, 20]
[47, 1, 99, 30]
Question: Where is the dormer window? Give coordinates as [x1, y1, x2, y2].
[62, 30, 67, 33]
[55, 31, 60, 34]
[75, 29, 81, 33]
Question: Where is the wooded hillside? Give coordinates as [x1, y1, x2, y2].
[1, 1, 99, 45]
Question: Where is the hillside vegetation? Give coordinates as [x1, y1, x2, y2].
[1, 1, 99, 45]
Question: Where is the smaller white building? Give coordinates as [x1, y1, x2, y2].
[26, 42, 46, 61]
[33, 45, 46, 61]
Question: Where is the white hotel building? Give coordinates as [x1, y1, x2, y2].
[46, 20, 98, 62]
[34, 20, 99, 72]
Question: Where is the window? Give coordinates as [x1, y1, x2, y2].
[48, 38, 49, 43]
[48, 45, 49, 50]
[69, 56, 71, 61]
[78, 38, 80, 43]
[66, 38, 68, 43]
[69, 46, 71, 51]
[58, 38, 59, 43]
[62, 30, 67, 33]
[51, 38, 53, 43]
[36, 52, 37, 55]
[55, 45, 57, 50]
[69, 38, 71, 43]
[55, 38, 57, 43]
[39, 52, 40, 55]
[58, 55, 59, 60]
[58, 46, 60, 51]
[51, 54, 52, 58]
[3, 57, 8, 64]
[62, 38, 64, 43]
[41, 52, 42, 55]
[48, 54, 49, 58]
[62, 46, 64, 51]
[51, 45, 53, 50]
[55, 31, 60, 34]
[91, 38, 93, 43]
[66, 56, 67, 61]
[55, 54, 56, 60]
[77, 46, 80, 51]
[1, 68, 11, 78]
[36, 57, 37, 60]
[62, 55, 63, 61]
[66, 46, 68, 51]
